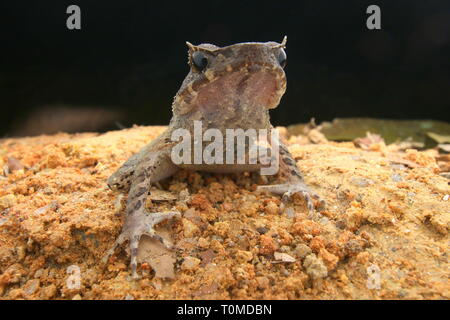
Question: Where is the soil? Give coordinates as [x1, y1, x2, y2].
[0, 125, 448, 300]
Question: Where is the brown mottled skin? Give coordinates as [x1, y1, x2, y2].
[104, 37, 323, 278]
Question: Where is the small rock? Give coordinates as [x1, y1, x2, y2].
[274, 252, 296, 263]
[34, 269, 44, 279]
[256, 227, 269, 234]
[398, 290, 408, 298]
[152, 279, 162, 291]
[72, 294, 82, 300]
[199, 249, 216, 266]
[181, 256, 201, 271]
[303, 254, 328, 280]
[236, 250, 253, 263]
[356, 252, 370, 264]
[182, 218, 200, 238]
[16, 246, 26, 261]
[0, 217, 8, 226]
[233, 267, 249, 280]
[148, 188, 177, 201]
[23, 279, 40, 296]
[34, 202, 58, 215]
[443, 194, 449, 201]
[319, 248, 339, 271]
[41, 284, 57, 299]
[390, 163, 407, 171]
[350, 177, 373, 187]
[284, 207, 295, 218]
[179, 188, 190, 202]
[0, 194, 16, 210]
[256, 276, 270, 290]
[319, 217, 330, 225]
[294, 244, 312, 259]
[264, 201, 279, 215]
[259, 234, 278, 255]
[197, 237, 209, 248]
[7, 156, 24, 172]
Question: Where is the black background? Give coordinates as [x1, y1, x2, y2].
[1, 0, 449, 137]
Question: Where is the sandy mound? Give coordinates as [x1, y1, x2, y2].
[0, 125, 448, 299]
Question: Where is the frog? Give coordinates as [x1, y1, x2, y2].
[103, 37, 324, 279]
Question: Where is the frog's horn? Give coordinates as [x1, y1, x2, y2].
[281, 36, 287, 47]
[271, 36, 287, 49]
[186, 41, 196, 52]
[186, 41, 219, 53]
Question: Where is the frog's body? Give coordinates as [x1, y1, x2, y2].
[104, 38, 323, 278]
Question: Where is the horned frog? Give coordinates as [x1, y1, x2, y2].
[104, 37, 324, 278]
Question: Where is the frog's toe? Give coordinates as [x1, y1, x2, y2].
[103, 211, 181, 279]
[282, 187, 314, 212]
[130, 211, 180, 278]
[102, 232, 127, 264]
[258, 182, 325, 213]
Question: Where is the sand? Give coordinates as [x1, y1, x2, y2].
[0, 125, 448, 299]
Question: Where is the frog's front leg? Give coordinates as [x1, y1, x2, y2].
[257, 141, 325, 213]
[103, 148, 180, 279]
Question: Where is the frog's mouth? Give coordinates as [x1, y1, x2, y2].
[175, 62, 286, 116]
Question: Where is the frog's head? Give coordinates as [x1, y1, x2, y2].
[173, 37, 287, 117]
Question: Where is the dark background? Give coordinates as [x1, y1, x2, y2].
[1, 0, 449, 137]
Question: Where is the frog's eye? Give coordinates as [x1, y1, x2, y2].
[277, 48, 287, 68]
[192, 51, 209, 71]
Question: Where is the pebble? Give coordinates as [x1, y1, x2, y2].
[0, 194, 16, 210]
[34, 269, 44, 278]
[7, 156, 24, 172]
[303, 254, 328, 280]
[256, 227, 269, 234]
[0, 217, 9, 227]
[181, 256, 201, 271]
[285, 207, 295, 219]
[236, 250, 253, 263]
[41, 284, 57, 299]
[182, 218, 200, 238]
[350, 177, 373, 187]
[264, 201, 279, 215]
[274, 252, 296, 262]
[24, 279, 40, 295]
[256, 276, 270, 289]
[197, 237, 209, 248]
[294, 244, 312, 259]
[391, 173, 403, 182]
[16, 246, 26, 261]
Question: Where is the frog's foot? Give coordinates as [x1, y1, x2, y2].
[102, 211, 180, 279]
[257, 182, 325, 213]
